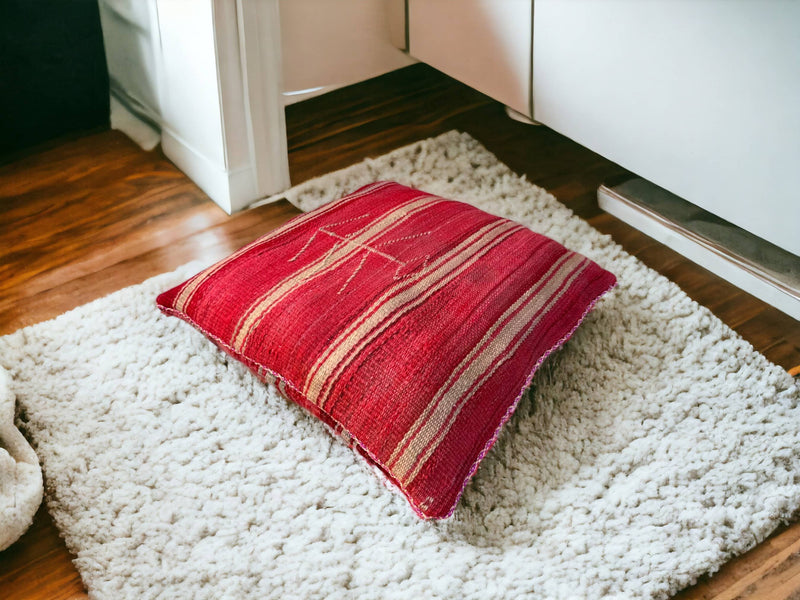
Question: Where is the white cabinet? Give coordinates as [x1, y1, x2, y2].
[408, 0, 533, 118]
[406, 0, 798, 259]
[533, 0, 800, 258]
[403, 0, 799, 317]
[279, 0, 414, 104]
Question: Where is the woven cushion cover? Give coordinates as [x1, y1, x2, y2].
[156, 182, 616, 518]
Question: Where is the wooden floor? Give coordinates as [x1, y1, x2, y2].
[1, 64, 798, 599]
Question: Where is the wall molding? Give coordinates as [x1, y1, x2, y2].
[156, 0, 290, 214]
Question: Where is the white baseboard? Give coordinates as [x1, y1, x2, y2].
[598, 181, 800, 322]
[161, 129, 263, 214]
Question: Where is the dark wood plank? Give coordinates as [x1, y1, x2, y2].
[0, 506, 85, 600]
[0, 63, 798, 600]
[673, 523, 800, 600]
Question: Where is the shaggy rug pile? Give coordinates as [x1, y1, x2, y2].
[1, 131, 799, 599]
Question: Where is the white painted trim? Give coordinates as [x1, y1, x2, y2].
[598, 185, 800, 322]
[161, 127, 255, 214]
[155, 0, 289, 214]
[235, 0, 290, 204]
[210, 0, 233, 172]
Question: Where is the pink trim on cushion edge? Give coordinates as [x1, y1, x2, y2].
[437, 278, 618, 520]
[157, 277, 617, 521]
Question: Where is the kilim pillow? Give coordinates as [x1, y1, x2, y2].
[156, 182, 616, 519]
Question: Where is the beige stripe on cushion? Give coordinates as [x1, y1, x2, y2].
[174, 182, 392, 313]
[386, 251, 577, 468]
[392, 254, 590, 486]
[303, 219, 524, 408]
[230, 196, 438, 351]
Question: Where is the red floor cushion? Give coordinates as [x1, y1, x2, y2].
[157, 182, 616, 518]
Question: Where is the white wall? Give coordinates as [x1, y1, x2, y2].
[97, 0, 162, 148]
[279, 0, 415, 104]
[99, 0, 404, 211]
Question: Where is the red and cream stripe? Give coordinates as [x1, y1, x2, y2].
[388, 252, 590, 486]
[302, 218, 527, 408]
[231, 195, 439, 352]
[173, 182, 394, 313]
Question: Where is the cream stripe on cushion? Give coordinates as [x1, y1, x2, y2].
[396, 256, 591, 486]
[303, 220, 524, 408]
[174, 182, 393, 313]
[232, 196, 437, 351]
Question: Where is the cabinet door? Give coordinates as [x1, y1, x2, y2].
[408, 0, 532, 117]
[280, 0, 414, 103]
[533, 0, 800, 256]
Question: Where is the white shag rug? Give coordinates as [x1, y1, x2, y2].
[2, 131, 799, 600]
